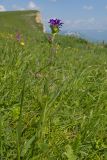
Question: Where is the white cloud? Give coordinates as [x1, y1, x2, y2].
[12, 5, 25, 11]
[0, 5, 6, 11]
[72, 18, 95, 27]
[28, 1, 39, 10]
[12, 1, 39, 11]
[87, 17, 95, 23]
[18, 8, 25, 11]
[64, 17, 95, 30]
[83, 5, 94, 10]
[97, 30, 104, 33]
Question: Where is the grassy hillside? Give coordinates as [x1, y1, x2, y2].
[0, 10, 43, 31]
[0, 11, 107, 160]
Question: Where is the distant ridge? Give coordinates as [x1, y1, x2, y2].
[62, 29, 107, 42]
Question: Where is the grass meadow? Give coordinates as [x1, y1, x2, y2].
[0, 11, 107, 160]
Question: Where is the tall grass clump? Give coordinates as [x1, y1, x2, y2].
[0, 11, 107, 160]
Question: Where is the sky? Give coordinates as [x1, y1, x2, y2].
[0, 0, 107, 32]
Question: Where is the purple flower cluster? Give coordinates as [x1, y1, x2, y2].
[16, 32, 21, 42]
[49, 18, 63, 34]
[49, 19, 63, 28]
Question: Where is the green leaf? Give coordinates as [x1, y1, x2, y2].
[64, 145, 76, 160]
[21, 135, 35, 157]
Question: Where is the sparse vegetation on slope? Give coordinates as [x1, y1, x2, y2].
[0, 10, 107, 160]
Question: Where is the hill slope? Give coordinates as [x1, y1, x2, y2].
[0, 10, 43, 32]
[0, 11, 107, 160]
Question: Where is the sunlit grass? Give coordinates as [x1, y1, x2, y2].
[0, 10, 107, 160]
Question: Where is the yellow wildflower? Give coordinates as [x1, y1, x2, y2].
[20, 42, 25, 46]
